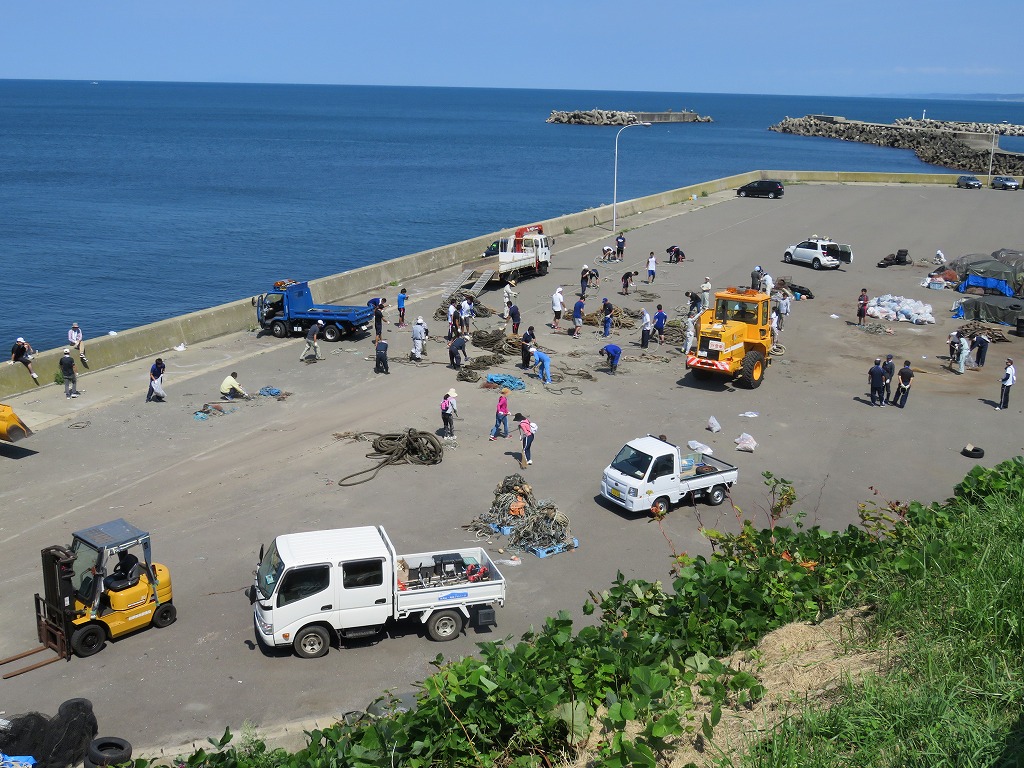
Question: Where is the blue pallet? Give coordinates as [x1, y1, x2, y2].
[488, 523, 516, 536]
[528, 538, 579, 558]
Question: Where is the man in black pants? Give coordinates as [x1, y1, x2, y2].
[868, 358, 886, 407]
[882, 354, 896, 404]
[374, 338, 390, 374]
[448, 333, 470, 369]
[895, 361, 914, 408]
[520, 326, 536, 369]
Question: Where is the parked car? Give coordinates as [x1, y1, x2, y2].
[991, 176, 1020, 190]
[783, 238, 853, 270]
[956, 175, 982, 189]
[736, 180, 784, 199]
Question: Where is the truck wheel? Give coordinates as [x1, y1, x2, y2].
[783, 251, 793, 263]
[71, 624, 106, 658]
[427, 610, 464, 642]
[707, 485, 727, 506]
[322, 324, 341, 342]
[651, 496, 671, 516]
[539, 261, 549, 276]
[151, 603, 177, 628]
[741, 351, 765, 389]
[270, 320, 289, 338]
[294, 625, 331, 658]
[88, 736, 132, 766]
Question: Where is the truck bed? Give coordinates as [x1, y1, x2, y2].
[395, 547, 505, 617]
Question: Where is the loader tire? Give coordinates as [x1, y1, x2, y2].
[741, 351, 766, 389]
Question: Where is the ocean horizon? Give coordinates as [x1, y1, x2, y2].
[4, 80, 1023, 348]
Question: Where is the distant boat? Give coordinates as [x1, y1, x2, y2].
[90, 81, 99, 85]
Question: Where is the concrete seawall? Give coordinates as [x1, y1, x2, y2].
[0, 170, 966, 399]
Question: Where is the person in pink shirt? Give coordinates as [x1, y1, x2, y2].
[514, 412, 535, 467]
[489, 388, 511, 440]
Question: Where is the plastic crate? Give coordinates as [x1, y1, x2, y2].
[488, 523, 516, 536]
[528, 538, 579, 558]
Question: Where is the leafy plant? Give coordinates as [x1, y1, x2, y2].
[563, 226, 573, 235]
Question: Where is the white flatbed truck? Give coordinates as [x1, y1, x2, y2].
[252, 525, 505, 658]
[601, 435, 739, 515]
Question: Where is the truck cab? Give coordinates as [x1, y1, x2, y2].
[470, 225, 552, 282]
[601, 436, 737, 515]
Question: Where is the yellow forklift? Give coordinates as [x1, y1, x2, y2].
[0, 518, 175, 678]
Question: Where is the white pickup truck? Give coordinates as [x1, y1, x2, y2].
[252, 525, 505, 658]
[601, 435, 739, 515]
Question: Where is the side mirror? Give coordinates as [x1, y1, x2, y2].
[247, 585, 257, 605]
[258, 544, 264, 563]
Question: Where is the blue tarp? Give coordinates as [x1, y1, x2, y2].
[958, 274, 1014, 297]
[486, 374, 526, 390]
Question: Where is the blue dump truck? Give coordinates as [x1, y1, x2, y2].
[254, 280, 374, 342]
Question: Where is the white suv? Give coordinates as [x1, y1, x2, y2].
[783, 238, 853, 270]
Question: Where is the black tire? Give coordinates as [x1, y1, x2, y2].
[738, 190, 747, 197]
[270, 320, 288, 339]
[741, 350, 766, 389]
[783, 252, 793, 263]
[707, 485, 727, 506]
[293, 625, 331, 658]
[812, 258, 822, 270]
[88, 736, 132, 767]
[426, 610, 464, 642]
[151, 603, 177, 628]
[651, 496, 671, 516]
[71, 624, 106, 658]
[767, 192, 776, 199]
[322, 324, 341, 343]
[539, 261, 549, 276]
[962, 446, 985, 459]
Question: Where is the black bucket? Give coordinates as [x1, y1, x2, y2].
[1016, 317, 1024, 337]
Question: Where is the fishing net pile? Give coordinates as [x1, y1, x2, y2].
[468, 474, 573, 552]
[0, 698, 98, 768]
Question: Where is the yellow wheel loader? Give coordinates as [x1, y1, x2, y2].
[686, 286, 773, 389]
[0, 403, 32, 443]
[0, 518, 175, 678]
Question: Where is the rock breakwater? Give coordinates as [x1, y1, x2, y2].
[770, 115, 1024, 175]
[547, 109, 712, 126]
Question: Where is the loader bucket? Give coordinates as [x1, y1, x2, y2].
[0, 403, 33, 443]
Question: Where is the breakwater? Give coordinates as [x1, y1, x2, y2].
[770, 115, 1024, 175]
[547, 109, 712, 125]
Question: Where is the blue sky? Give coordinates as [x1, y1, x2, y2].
[1, 1, 1019, 96]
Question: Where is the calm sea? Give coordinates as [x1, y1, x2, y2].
[3, 80, 1023, 348]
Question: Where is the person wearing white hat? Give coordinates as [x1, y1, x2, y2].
[59, 349, 79, 398]
[9, 337, 38, 382]
[551, 287, 565, 331]
[502, 280, 517, 308]
[300, 320, 325, 362]
[68, 322, 88, 364]
[700, 277, 712, 312]
[580, 265, 590, 297]
[411, 316, 429, 361]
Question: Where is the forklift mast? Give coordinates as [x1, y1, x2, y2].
[36, 545, 78, 660]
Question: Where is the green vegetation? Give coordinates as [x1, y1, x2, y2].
[138, 463, 1024, 767]
[563, 226, 573, 235]
[700, 190, 709, 197]
[53, 370, 64, 385]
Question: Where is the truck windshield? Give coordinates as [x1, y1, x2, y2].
[256, 541, 286, 600]
[610, 445, 653, 480]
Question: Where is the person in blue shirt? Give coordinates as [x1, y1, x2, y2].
[396, 288, 408, 327]
[530, 347, 552, 384]
[505, 301, 521, 334]
[599, 344, 621, 375]
[653, 304, 669, 345]
[602, 298, 614, 337]
[572, 297, 585, 339]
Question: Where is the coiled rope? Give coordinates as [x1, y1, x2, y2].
[333, 428, 444, 486]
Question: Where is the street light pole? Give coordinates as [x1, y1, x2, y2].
[612, 121, 650, 235]
[988, 132, 997, 184]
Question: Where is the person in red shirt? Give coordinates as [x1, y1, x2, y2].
[856, 288, 869, 327]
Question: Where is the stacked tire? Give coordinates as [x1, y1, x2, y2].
[85, 736, 132, 768]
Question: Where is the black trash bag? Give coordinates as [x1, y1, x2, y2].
[0, 698, 98, 768]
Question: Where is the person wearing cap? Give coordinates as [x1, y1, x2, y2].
[447, 332, 470, 369]
[502, 280, 517, 307]
[881, 354, 896, 404]
[601, 298, 614, 338]
[895, 360, 914, 408]
[9, 337, 38, 382]
[440, 389, 457, 437]
[396, 288, 408, 328]
[68, 322, 88, 364]
[647, 252, 657, 284]
[220, 371, 250, 399]
[551, 287, 565, 331]
[683, 312, 697, 355]
[301, 320, 325, 362]
[489, 387, 512, 440]
[997, 358, 1016, 410]
[571, 296, 585, 339]
[530, 346, 551, 385]
[970, 332, 990, 368]
[701, 277, 712, 311]
[373, 299, 388, 344]
[760, 271, 774, 295]
[615, 231, 626, 260]
[957, 332, 970, 375]
[580, 265, 590, 298]
[868, 357, 887, 407]
[446, 300, 458, 340]
[598, 344, 621, 375]
[59, 349, 80, 399]
[411, 316, 429, 361]
[146, 357, 166, 402]
[751, 266, 763, 292]
[520, 326, 536, 369]
[374, 335, 390, 374]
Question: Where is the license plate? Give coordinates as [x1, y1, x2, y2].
[697, 350, 708, 358]
[609, 488, 622, 499]
[708, 340, 725, 351]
